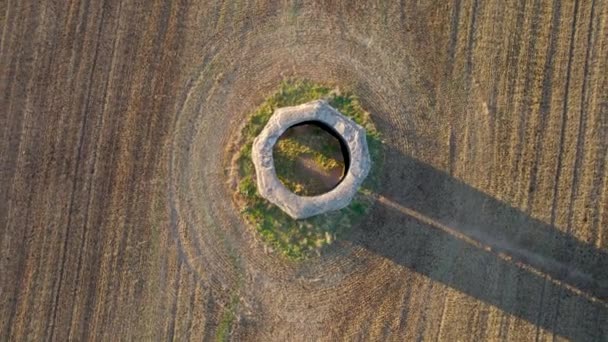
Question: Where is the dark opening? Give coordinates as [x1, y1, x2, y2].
[273, 120, 350, 196]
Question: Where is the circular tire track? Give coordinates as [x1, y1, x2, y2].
[170, 8, 447, 340]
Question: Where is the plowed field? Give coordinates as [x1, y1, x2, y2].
[1, 1, 607, 340]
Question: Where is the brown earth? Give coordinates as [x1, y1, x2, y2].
[296, 155, 343, 191]
[275, 123, 346, 195]
[1, 1, 607, 341]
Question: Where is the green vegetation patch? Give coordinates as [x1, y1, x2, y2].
[273, 123, 345, 196]
[234, 79, 383, 260]
[215, 292, 239, 342]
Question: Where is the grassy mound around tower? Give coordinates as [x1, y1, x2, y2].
[232, 80, 383, 260]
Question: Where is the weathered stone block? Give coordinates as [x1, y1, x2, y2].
[252, 100, 371, 219]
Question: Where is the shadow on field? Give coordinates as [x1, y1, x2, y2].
[348, 147, 608, 341]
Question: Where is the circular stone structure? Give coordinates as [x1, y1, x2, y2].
[252, 100, 371, 219]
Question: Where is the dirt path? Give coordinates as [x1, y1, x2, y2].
[296, 155, 343, 189]
[1, 1, 607, 341]
[275, 123, 346, 195]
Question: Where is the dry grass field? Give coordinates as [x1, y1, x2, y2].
[1, 0, 607, 341]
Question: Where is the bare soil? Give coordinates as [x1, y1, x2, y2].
[296, 156, 343, 190]
[1, 1, 607, 341]
[275, 124, 345, 195]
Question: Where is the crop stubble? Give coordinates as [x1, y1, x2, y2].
[1, 1, 607, 341]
